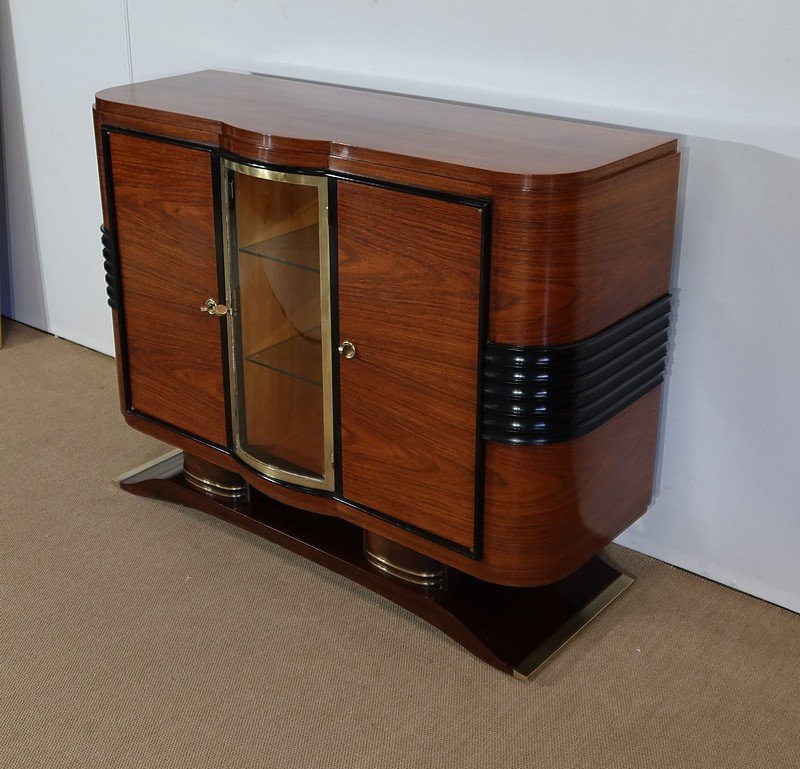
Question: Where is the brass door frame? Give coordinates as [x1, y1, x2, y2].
[221, 159, 334, 491]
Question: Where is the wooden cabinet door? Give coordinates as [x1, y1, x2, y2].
[337, 181, 484, 550]
[108, 132, 227, 445]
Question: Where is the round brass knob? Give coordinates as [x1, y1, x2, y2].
[338, 340, 357, 359]
[201, 298, 228, 316]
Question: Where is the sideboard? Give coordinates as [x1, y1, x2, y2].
[94, 70, 679, 678]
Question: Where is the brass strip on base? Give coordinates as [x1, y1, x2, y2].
[118, 451, 248, 500]
[512, 573, 634, 680]
[117, 449, 184, 484]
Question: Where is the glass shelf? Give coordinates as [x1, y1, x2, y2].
[239, 224, 320, 272]
[245, 328, 323, 387]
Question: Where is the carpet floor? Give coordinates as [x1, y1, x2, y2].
[0, 319, 797, 769]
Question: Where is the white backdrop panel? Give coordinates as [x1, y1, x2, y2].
[126, 0, 800, 155]
[1, 0, 131, 353]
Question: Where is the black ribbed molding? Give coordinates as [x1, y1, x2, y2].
[100, 224, 119, 310]
[482, 296, 671, 445]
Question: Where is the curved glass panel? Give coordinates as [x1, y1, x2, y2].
[222, 161, 333, 490]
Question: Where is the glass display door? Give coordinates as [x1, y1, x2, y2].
[222, 161, 333, 490]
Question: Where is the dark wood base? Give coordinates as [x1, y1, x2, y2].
[119, 451, 634, 679]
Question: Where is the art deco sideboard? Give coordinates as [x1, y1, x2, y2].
[94, 70, 679, 678]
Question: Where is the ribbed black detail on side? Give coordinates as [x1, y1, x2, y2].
[100, 224, 119, 309]
[483, 295, 671, 445]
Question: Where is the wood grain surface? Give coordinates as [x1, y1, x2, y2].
[95, 70, 676, 191]
[337, 181, 484, 549]
[489, 153, 681, 345]
[481, 388, 662, 584]
[109, 131, 227, 445]
[96, 73, 678, 586]
[118, 387, 658, 588]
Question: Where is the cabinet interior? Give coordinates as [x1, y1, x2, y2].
[227, 167, 330, 483]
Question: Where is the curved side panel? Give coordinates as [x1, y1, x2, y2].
[481, 388, 662, 585]
[489, 154, 679, 346]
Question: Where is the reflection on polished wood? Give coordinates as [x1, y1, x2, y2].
[338, 181, 484, 551]
[96, 70, 676, 189]
[481, 388, 662, 584]
[120, 452, 633, 679]
[96, 70, 678, 598]
[115, 390, 661, 587]
[489, 155, 680, 345]
[107, 131, 227, 446]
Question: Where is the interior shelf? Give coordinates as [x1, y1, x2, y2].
[239, 224, 320, 272]
[245, 329, 323, 386]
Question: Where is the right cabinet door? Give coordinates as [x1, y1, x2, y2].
[337, 181, 484, 551]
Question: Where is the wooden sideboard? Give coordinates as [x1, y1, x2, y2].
[94, 70, 679, 677]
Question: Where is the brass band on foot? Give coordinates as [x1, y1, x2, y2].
[183, 454, 248, 500]
[363, 530, 445, 588]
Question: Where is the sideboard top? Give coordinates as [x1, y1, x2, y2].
[95, 70, 677, 190]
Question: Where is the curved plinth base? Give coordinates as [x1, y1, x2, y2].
[119, 451, 634, 679]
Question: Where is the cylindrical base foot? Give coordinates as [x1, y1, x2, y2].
[183, 454, 248, 500]
[364, 531, 445, 588]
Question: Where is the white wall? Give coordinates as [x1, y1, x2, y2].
[126, 0, 800, 157]
[625, 138, 800, 612]
[2, 1, 798, 611]
[0, 0, 130, 353]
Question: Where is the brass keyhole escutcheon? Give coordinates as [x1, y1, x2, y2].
[201, 298, 228, 316]
[338, 340, 357, 359]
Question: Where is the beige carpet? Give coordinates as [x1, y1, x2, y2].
[1, 318, 798, 769]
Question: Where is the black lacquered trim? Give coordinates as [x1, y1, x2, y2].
[100, 224, 119, 310]
[483, 296, 671, 445]
[99, 122, 491, 558]
[210, 155, 234, 449]
[102, 125, 228, 453]
[324, 173, 491, 560]
[484, 296, 671, 376]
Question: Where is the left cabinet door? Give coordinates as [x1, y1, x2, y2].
[108, 132, 228, 446]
